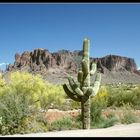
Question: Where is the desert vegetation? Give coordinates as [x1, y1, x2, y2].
[0, 38, 140, 135]
[0, 71, 65, 135]
[0, 71, 140, 135]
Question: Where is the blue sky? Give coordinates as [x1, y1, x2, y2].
[0, 3, 140, 70]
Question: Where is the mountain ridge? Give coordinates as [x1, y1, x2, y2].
[6, 48, 140, 84]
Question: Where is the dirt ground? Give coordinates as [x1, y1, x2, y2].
[2, 123, 140, 137]
[1, 109, 140, 137]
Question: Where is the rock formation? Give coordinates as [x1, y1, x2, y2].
[7, 48, 139, 75]
[6, 48, 140, 84]
[92, 55, 137, 74]
[7, 49, 79, 73]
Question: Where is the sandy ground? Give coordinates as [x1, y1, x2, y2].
[1, 123, 140, 137]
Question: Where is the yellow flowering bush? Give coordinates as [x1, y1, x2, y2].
[0, 73, 5, 87]
[6, 71, 65, 110]
[0, 71, 65, 135]
[93, 86, 108, 105]
[90, 86, 108, 123]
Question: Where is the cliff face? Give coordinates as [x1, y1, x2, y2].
[92, 55, 137, 74]
[7, 49, 81, 73]
[7, 48, 139, 76]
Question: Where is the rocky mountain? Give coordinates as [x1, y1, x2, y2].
[92, 55, 138, 74]
[7, 49, 81, 73]
[6, 48, 140, 84]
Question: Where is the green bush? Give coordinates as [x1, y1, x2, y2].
[4, 71, 48, 109]
[48, 116, 82, 131]
[18, 115, 48, 134]
[0, 73, 5, 87]
[40, 82, 65, 110]
[90, 86, 108, 123]
[91, 111, 118, 129]
[131, 86, 140, 109]
[106, 85, 140, 109]
[1, 71, 65, 110]
[102, 112, 118, 128]
[48, 117, 73, 131]
[90, 86, 118, 128]
[0, 71, 65, 135]
[0, 91, 48, 135]
[120, 104, 139, 124]
[0, 92, 31, 135]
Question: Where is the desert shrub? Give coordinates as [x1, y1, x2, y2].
[17, 115, 48, 134]
[48, 116, 82, 131]
[107, 85, 140, 109]
[119, 103, 139, 124]
[90, 86, 108, 123]
[74, 114, 82, 128]
[0, 92, 32, 135]
[90, 84, 140, 128]
[40, 83, 65, 110]
[0, 73, 5, 87]
[91, 115, 118, 129]
[131, 86, 140, 109]
[102, 112, 118, 128]
[0, 90, 48, 135]
[107, 86, 124, 107]
[48, 117, 74, 131]
[0, 71, 65, 135]
[7, 71, 48, 109]
[91, 110, 118, 129]
[4, 71, 65, 110]
[0, 74, 7, 97]
[90, 86, 118, 128]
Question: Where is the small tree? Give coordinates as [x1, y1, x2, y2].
[63, 38, 101, 129]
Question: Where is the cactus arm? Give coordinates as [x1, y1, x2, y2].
[81, 88, 93, 103]
[91, 73, 101, 97]
[90, 63, 97, 75]
[82, 87, 88, 94]
[66, 84, 77, 95]
[63, 84, 81, 102]
[84, 87, 93, 97]
[77, 70, 83, 84]
[68, 77, 84, 96]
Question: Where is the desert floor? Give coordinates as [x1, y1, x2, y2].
[2, 123, 140, 137]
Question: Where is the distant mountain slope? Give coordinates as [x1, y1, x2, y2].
[6, 48, 140, 84]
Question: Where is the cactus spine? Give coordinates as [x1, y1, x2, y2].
[63, 38, 101, 129]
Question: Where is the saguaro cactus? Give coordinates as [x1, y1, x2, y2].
[63, 38, 101, 129]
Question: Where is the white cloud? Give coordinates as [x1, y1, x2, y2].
[0, 63, 9, 67]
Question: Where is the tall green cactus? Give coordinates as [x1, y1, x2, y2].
[63, 38, 101, 129]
